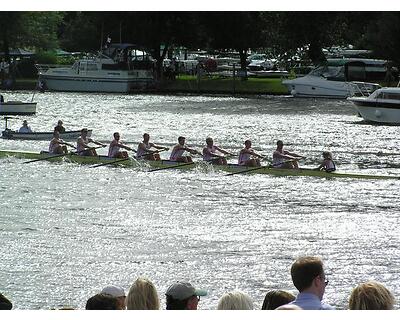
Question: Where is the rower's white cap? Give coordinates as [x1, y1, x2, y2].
[101, 285, 125, 297]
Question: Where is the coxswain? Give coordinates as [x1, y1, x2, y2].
[169, 136, 201, 163]
[76, 128, 106, 156]
[108, 132, 133, 158]
[54, 120, 66, 133]
[272, 140, 303, 169]
[49, 130, 75, 154]
[203, 137, 234, 165]
[238, 140, 263, 167]
[136, 133, 169, 161]
[315, 151, 336, 172]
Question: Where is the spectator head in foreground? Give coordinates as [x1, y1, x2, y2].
[261, 289, 295, 310]
[217, 290, 254, 310]
[85, 293, 119, 310]
[276, 304, 303, 310]
[349, 281, 395, 310]
[166, 281, 207, 310]
[126, 277, 160, 310]
[101, 285, 126, 310]
[0, 293, 12, 310]
[289, 256, 334, 310]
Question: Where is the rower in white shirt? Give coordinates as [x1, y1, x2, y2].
[202, 137, 234, 165]
[49, 130, 75, 154]
[108, 132, 133, 158]
[169, 136, 201, 163]
[136, 133, 168, 161]
[238, 140, 263, 167]
[272, 140, 303, 169]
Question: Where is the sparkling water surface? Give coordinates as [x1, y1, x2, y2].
[0, 91, 399, 310]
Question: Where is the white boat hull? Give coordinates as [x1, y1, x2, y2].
[1, 129, 92, 140]
[0, 102, 37, 115]
[282, 76, 354, 98]
[348, 91, 400, 124]
[41, 72, 154, 93]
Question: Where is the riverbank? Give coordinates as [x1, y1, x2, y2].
[11, 76, 289, 95]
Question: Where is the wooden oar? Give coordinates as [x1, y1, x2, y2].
[90, 148, 166, 168]
[149, 161, 196, 172]
[225, 158, 301, 176]
[24, 152, 70, 164]
[23, 145, 103, 164]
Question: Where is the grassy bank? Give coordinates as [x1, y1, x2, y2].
[161, 75, 289, 95]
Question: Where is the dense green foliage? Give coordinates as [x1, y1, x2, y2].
[1, 11, 400, 70]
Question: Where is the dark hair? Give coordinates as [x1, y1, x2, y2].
[178, 136, 185, 142]
[166, 295, 192, 310]
[291, 256, 324, 292]
[277, 140, 283, 146]
[0, 293, 12, 310]
[85, 293, 119, 310]
[261, 290, 295, 310]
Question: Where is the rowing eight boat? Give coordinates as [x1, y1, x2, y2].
[0, 149, 399, 180]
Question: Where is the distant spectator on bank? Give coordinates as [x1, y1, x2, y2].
[0, 293, 12, 310]
[286, 256, 334, 310]
[126, 277, 160, 310]
[349, 281, 395, 310]
[217, 290, 254, 310]
[54, 120, 66, 133]
[165, 281, 207, 310]
[101, 285, 126, 310]
[19, 120, 33, 133]
[85, 293, 119, 310]
[261, 289, 295, 310]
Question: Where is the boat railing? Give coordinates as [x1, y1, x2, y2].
[349, 81, 381, 97]
[35, 64, 72, 73]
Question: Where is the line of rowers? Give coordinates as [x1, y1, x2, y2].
[49, 128, 336, 172]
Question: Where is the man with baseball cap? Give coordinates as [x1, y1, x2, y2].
[165, 281, 207, 310]
[101, 285, 126, 310]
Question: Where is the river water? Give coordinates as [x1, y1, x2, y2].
[0, 91, 399, 310]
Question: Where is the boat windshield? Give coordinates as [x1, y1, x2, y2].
[308, 65, 344, 79]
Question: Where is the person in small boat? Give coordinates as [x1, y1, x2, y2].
[108, 132, 133, 158]
[315, 151, 336, 172]
[272, 140, 303, 169]
[49, 130, 75, 154]
[203, 137, 234, 165]
[137, 133, 169, 161]
[77, 128, 106, 156]
[169, 136, 201, 163]
[54, 120, 66, 133]
[238, 140, 263, 167]
[19, 120, 33, 133]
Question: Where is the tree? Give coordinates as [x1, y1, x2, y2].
[199, 12, 266, 71]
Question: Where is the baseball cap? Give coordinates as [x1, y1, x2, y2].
[101, 285, 125, 298]
[81, 128, 88, 133]
[166, 281, 207, 300]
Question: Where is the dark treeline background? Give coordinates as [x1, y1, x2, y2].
[1, 11, 399, 75]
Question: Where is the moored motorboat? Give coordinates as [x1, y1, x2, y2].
[282, 58, 383, 98]
[37, 43, 155, 93]
[0, 149, 399, 180]
[347, 87, 400, 124]
[1, 129, 92, 140]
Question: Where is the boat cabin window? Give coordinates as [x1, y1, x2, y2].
[380, 92, 400, 100]
[309, 65, 344, 79]
[86, 63, 98, 71]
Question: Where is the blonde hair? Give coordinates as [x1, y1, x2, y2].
[217, 290, 253, 310]
[349, 281, 395, 310]
[126, 278, 160, 310]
